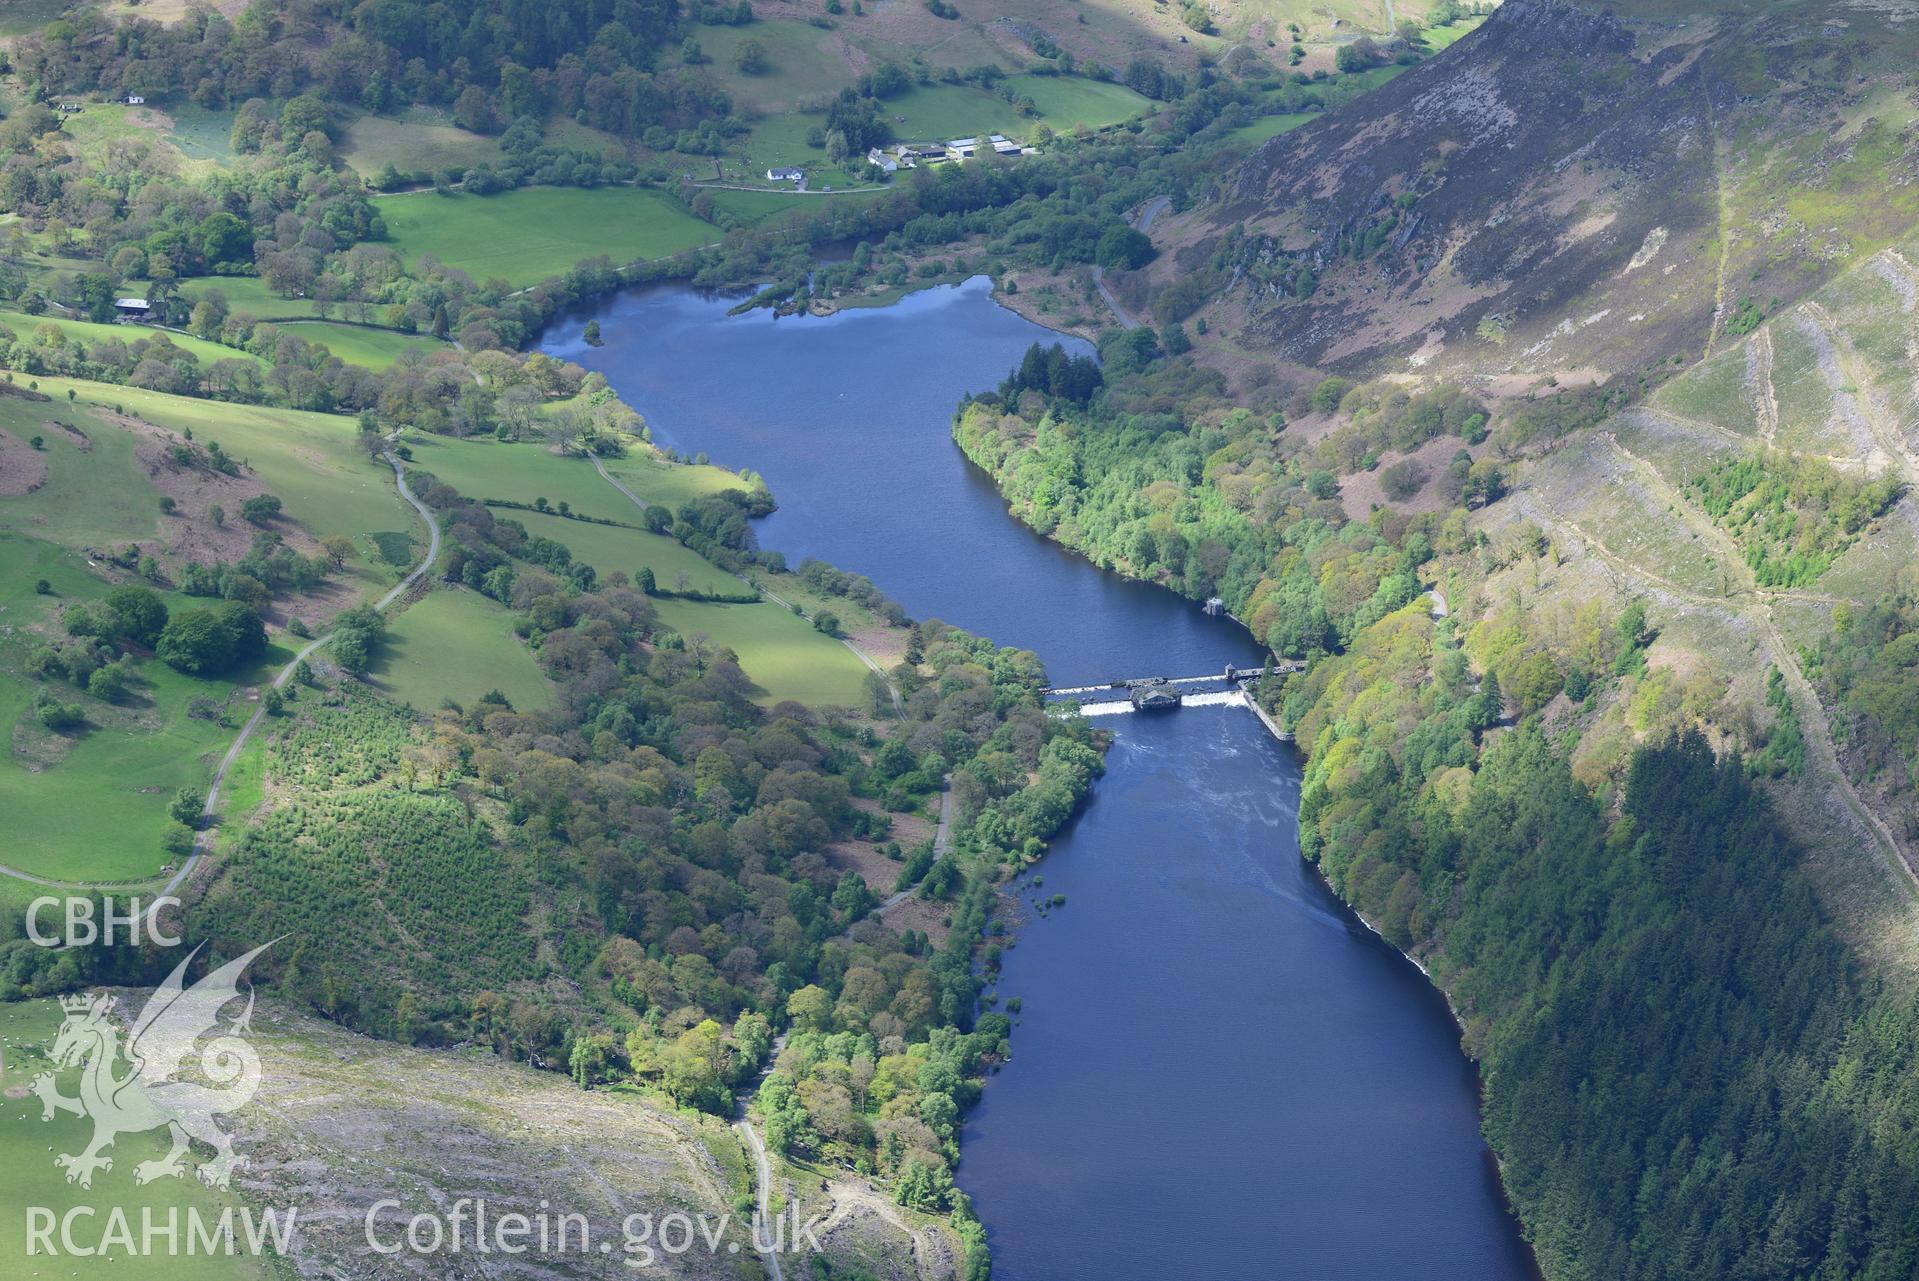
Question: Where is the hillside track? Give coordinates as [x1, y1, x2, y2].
[0, 445, 444, 898]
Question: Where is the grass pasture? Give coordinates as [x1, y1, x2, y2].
[401, 435, 762, 595]
[598, 451, 749, 508]
[403, 436, 642, 525]
[387, 435, 858, 703]
[371, 589, 551, 713]
[1224, 110, 1316, 147]
[340, 112, 505, 179]
[702, 186, 891, 227]
[0, 385, 414, 883]
[0, 396, 161, 551]
[55, 103, 219, 180]
[1419, 15, 1488, 50]
[734, 113, 864, 182]
[693, 21, 862, 113]
[652, 595, 871, 708]
[511, 506, 742, 597]
[879, 78, 1144, 143]
[0, 1000, 273, 1281]
[1002, 73, 1149, 129]
[0, 311, 259, 374]
[277, 321, 450, 370]
[371, 188, 717, 286]
[0, 0, 67, 35]
[0, 533, 250, 883]
[734, 66, 1141, 172]
[175, 276, 322, 322]
[39, 378, 412, 550]
[404, 431, 746, 520]
[157, 103, 239, 164]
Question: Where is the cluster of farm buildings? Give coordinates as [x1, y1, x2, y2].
[54, 95, 145, 112]
[765, 133, 1031, 183]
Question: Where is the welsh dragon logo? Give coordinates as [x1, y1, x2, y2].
[30, 942, 273, 1189]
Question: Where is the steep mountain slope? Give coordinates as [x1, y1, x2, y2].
[1164, 0, 1919, 379]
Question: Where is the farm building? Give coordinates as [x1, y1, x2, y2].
[113, 297, 151, 318]
[896, 143, 946, 167]
[946, 138, 979, 160]
[989, 134, 1020, 155]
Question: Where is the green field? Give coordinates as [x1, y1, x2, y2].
[702, 186, 892, 227]
[874, 78, 1142, 144]
[341, 112, 505, 179]
[652, 596, 870, 707]
[1002, 74, 1150, 129]
[0, 1000, 273, 1280]
[55, 103, 225, 181]
[512, 506, 743, 596]
[693, 21, 864, 113]
[0, 367, 848, 891]
[277, 322, 450, 370]
[0, 396, 161, 551]
[371, 589, 552, 712]
[1224, 111, 1316, 147]
[175, 276, 322, 322]
[599, 451, 749, 508]
[404, 436, 643, 524]
[742, 73, 1144, 171]
[0, 531, 275, 883]
[404, 435, 746, 522]
[0, 312, 260, 373]
[1420, 15, 1487, 50]
[46, 101, 242, 179]
[385, 435, 853, 703]
[0, 0, 67, 35]
[42, 378, 414, 551]
[734, 113, 870, 184]
[0, 387, 408, 883]
[371, 188, 718, 286]
[158, 103, 240, 164]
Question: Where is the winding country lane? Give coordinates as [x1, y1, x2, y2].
[1092, 196, 1171, 329]
[736, 1114, 786, 1281]
[878, 779, 954, 915]
[0, 446, 443, 897]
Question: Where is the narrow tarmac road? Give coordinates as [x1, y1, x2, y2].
[736, 1116, 786, 1281]
[1092, 196, 1172, 329]
[878, 777, 954, 914]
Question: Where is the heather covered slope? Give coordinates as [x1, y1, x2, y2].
[1166, 0, 1919, 378]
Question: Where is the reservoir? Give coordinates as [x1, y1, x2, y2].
[543, 277, 1537, 1280]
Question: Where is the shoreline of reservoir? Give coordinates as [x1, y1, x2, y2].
[539, 275, 1541, 1281]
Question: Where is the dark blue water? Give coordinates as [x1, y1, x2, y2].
[541, 279, 1260, 688]
[544, 277, 1536, 1281]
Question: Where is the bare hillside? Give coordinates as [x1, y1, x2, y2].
[1162, 0, 1919, 380]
